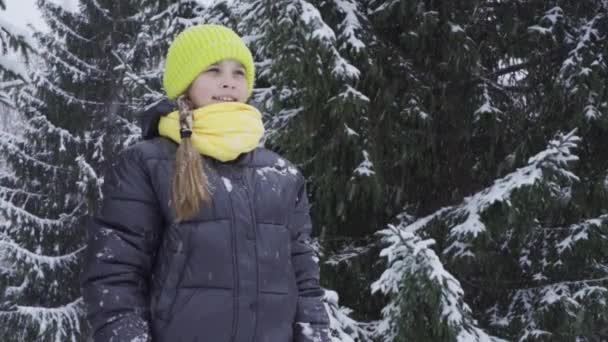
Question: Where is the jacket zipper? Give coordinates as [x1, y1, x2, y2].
[227, 167, 239, 342]
[242, 170, 260, 342]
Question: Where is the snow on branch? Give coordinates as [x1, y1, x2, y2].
[327, 84, 370, 111]
[0, 79, 24, 107]
[527, 6, 564, 36]
[0, 297, 85, 342]
[0, 185, 44, 199]
[75, 156, 102, 200]
[27, 113, 81, 145]
[557, 11, 606, 120]
[0, 17, 34, 45]
[367, 0, 399, 15]
[352, 150, 375, 177]
[491, 277, 608, 341]
[295, 0, 360, 80]
[33, 73, 108, 106]
[526, 129, 580, 182]
[42, 11, 91, 43]
[333, 0, 365, 52]
[0, 133, 70, 174]
[0, 196, 82, 233]
[265, 105, 304, 142]
[16, 86, 45, 107]
[0, 236, 85, 270]
[324, 289, 374, 341]
[111, 50, 162, 100]
[0, 130, 25, 146]
[371, 225, 506, 342]
[37, 38, 102, 77]
[390, 130, 580, 262]
[113, 116, 142, 149]
[559, 12, 604, 82]
[324, 242, 370, 267]
[438, 130, 579, 259]
[556, 214, 608, 254]
[474, 84, 503, 121]
[89, 0, 111, 20]
[149, 2, 180, 22]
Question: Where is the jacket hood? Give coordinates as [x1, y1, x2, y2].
[140, 99, 176, 140]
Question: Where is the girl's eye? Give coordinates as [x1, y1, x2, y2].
[206, 67, 220, 73]
[235, 70, 245, 76]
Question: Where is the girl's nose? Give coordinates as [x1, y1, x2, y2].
[220, 76, 236, 88]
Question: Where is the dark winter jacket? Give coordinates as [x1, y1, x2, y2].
[80, 100, 331, 342]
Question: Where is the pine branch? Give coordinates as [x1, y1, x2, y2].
[111, 50, 161, 98]
[0, 138, 71, 174]
[464, 275, 608, 292]
[0, 185, 45, 199]
[483, 48, 564, 80]
[0, 297, 85, 340]
[0, 239, 85, 268]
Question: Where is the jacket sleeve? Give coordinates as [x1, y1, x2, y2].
[80, 146, 164, 342]
[289, 177, 331, 342]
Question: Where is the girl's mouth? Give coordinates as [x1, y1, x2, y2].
[212, 96, 237, 102]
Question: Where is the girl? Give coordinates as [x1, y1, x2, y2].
[80, 24, 330, 342]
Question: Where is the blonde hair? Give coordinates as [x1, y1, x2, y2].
[171, 95, 212, 222]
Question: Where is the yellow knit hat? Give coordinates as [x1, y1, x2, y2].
[163, 24, 255, 100]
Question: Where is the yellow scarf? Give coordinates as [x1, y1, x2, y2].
[158, 102, 265, 162]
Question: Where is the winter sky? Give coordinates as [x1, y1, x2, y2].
[3, 0, 218, 33]
[4, 0, 52, 31]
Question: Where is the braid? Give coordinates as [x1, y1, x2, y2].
[170, 95, 212, 222]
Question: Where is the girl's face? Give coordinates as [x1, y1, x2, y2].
[187, 59, 249, 108]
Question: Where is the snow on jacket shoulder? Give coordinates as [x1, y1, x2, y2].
[80, 105, 330, 342]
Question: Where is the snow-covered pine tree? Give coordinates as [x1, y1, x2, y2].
[374, 130, 606, 341]
[371, 0, 608, 341]
[0, 1, 165, 340]
[371, 222, 507, 342]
